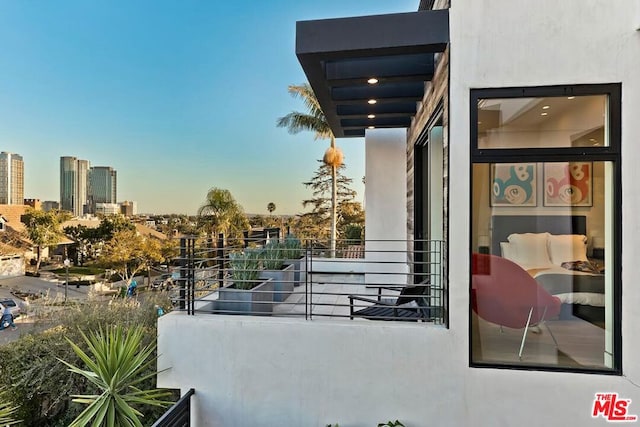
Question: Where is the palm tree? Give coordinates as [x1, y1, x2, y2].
[197, 187, 249, 245]
[267, 202, 276, 215]
[277, 83, 343, 256]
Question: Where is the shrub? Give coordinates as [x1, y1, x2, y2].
[0, 294, 176, 426]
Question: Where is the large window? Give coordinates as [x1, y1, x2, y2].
[470, 84, 621, 373]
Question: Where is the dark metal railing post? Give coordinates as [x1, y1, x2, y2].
[187, 237, 195, 315]
[306, 241, 312, 320]
[217, 233, 225, 286]
[152, 388, 195, 427]
[179, 238, 187, 311]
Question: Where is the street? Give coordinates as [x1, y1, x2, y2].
[0, 273, 147, 345]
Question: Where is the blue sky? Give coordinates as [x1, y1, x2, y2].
[0, 0, 418, 215]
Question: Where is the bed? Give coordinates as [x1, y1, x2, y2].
[490, 215, 605, 326]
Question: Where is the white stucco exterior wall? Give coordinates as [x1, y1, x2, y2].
[448, 0, 640, 424]
[156, 2, 640, 426]
[364, 128, 407, 243]
[364, 129, 409, 284]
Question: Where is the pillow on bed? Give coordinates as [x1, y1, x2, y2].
[507, 232, 552, 268]
[548, 234, 588, 265]
[500, 242, 518, 262]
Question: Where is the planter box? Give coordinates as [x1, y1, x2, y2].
[284, 256, 306, 287]
[260, 263, 294, 302]
[216, 278, 274, 315]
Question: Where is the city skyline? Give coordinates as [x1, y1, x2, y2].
[0, 1, 419, 215]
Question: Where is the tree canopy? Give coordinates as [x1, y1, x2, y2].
[297, 162, 360, 242]
[21, 208, 70, 274]
[197, 188, 249, 243]
[98, 229, 163, 285]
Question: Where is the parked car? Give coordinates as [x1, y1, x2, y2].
[0, 298, 21, 318]
[151, 273, 178, 290]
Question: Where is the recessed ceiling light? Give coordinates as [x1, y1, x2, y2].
[542, 105, 550, 110]
[477, 121, 482, 125]
[541, 112, 548, 116]
[367, 99, 377, 104]
[367, 78, 379, 84]
[367, 114, 376, 119]
[368, 126, 375, 129]
[589, 138, 597, 142]
[567, 96, 575, 100]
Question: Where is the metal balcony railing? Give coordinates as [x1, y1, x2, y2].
[152, 388, 194, 427]
[168, 236, 446, 325]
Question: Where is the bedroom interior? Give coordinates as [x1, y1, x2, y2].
[470, 89, 617, 371]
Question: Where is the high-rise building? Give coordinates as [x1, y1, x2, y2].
[0, 152, 24, 205]
[88, 166, 117, 213]
[60, 156, 90, 216]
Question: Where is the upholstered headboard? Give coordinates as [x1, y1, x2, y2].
[490, 215, 587, 256]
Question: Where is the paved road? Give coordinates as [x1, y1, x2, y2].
[0, 274, 145, 346]
[0, 274, 91, 301]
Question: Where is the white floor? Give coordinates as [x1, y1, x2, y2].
[273, 273, 383, 319]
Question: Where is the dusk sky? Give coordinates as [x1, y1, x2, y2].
[0, 1, 418, 215]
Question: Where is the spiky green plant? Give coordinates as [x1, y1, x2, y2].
[262, 241, 285, 270]
[0, 387, 20, 425]
[59, 324, 172, 427]
[281, 235, 303, 260]
[378, 421, 405, 427]
[229, 249, 262, 290]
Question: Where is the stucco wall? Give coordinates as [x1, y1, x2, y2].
[448, 0, 640, 424]
[364, 129, 409, 284]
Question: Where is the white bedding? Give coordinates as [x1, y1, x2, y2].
[554, 292, 605, 307]
[498, 233, 604, 308]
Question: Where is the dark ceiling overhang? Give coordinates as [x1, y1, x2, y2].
[296, 9, 449, 138]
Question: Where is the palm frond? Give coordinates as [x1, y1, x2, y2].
[277, 83, 334, 141]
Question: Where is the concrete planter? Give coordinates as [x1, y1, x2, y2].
[216, 278, 274, 315]
[284, 256, 306, 287]
[260, 263, 294, 302]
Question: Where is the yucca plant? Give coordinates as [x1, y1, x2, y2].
[262, 241, 285, 270]
[281, 235, 303, 260]
[0, 387, 20, 426]
[59, 324, 173, 427]
[229, 249, 262, 289]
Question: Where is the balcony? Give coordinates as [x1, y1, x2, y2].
[169, 237, 446, 324]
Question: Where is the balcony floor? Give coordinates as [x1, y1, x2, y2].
[272, 273, 378, 319]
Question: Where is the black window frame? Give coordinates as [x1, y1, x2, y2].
[469, 83, 622, 375]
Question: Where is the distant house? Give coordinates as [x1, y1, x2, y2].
[0, 209, 30, 277]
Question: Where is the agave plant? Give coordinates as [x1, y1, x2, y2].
[0, 387, 20, 426]
[59, 325, 173, 427]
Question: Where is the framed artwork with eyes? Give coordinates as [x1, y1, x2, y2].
[543, 162, 593, 207]
[490, 163, 537, 207]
